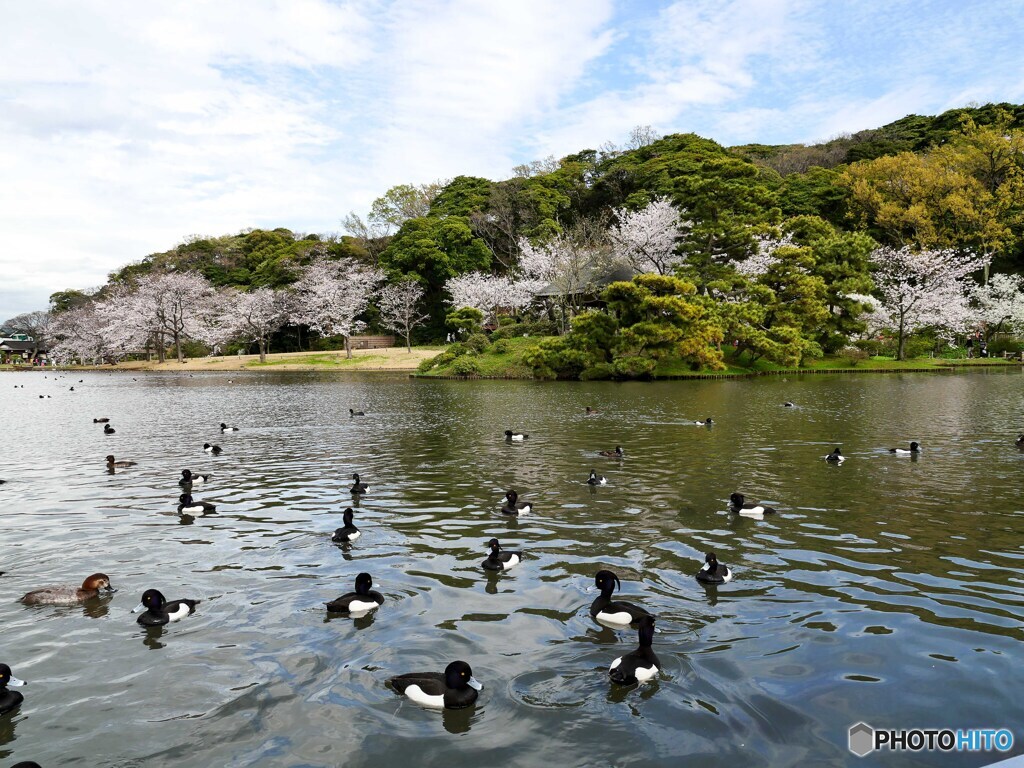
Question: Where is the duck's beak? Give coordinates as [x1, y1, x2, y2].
[467, 677, 483, 691]
[7, 675, 26, 686]
[131, 603, 146, 613]
[103, 585, 117, 593]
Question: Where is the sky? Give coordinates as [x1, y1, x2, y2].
[2, 0, 1023, 319]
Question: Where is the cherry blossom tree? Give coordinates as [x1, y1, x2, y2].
[94, 283, 162, 359]
[446, 272, 514, 324]
[608, 198, 688, 275]
[843, 293, 890, 339]
[48, 304, 110, 364]
[290, 257, 384, 358]
[516, 230, 611, 331]
[970, 273, 1024, 338]
[221, 287, 292, 362]
[871, 246, 986, 359]
[378, 280, 428, 352]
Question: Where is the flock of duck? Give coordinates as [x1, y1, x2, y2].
[1, 386, 945, 738]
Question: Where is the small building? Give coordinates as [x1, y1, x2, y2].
[0, 331, 47, 365]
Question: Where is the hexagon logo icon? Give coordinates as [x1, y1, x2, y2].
[849, 722, 875, 757]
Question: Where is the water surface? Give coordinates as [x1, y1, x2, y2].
[1, 369, 1022, 767]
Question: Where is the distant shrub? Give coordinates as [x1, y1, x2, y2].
[491, 339, 511, 355]
[580, 363, 615, 380]
[447, 342, 469, 358]
[613, 356, 656, 379]
[465, 333, 490, 353]
[450, 356, 481, 376]
[839, 346, 869, 366]
[417, 356, 439, 373]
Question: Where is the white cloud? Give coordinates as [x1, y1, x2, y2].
[1, 0, 1023, 318]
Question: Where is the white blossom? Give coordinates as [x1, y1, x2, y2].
[607, 198, 688, 275]
[871, 246, 987, 358]
[446, 272, 514, 323]
[378, 280, 428, 351]
[970, 273, 1024, 335]
[290, 257, 384, 358]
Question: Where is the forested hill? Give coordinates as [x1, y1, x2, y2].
[52, 100, 1024, 314]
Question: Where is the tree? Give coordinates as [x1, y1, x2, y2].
[49, 304, 110, 364]
[2, 311, 52, 351]
[370, 182, 446, 232]
[138, 272, 217, 363]
[224, 287, 292, 362]
[970, 273, 1024, 338]
[290, 257, 384, 358]
[608, 197, 688, 275]
[871, 246, 986, 359]
[445, 273, 512, 325]
[378, 280, 428, 352]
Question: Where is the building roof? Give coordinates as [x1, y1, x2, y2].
[0, 340, 41, 352]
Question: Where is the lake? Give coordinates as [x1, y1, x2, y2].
[1, 369, 1022, 767]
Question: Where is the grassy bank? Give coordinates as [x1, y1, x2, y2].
[8, 347, 444, 373]
[415, 336, 1021, 380]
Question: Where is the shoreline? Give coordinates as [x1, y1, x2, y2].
[3, 350, 1020, 379]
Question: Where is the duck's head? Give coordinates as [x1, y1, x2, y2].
[179, 493, 193, 505]
[181, 469, 192, 480]
[220, 422, 228, 429]
[704, 418, 714, 424]
[82, 573, 115, 593]
[637, 614, 656, 646]
[506, 489, 518, 502]
[504, 430, 514, 437]
[203, 443, 212, 450]
[615, 446, 623, 454]
[486, 538, 501, 554]
[585, 407, 595, 414]
[105, 455, 116, 464]
[354, 572, 373, 595]
[594, 569, 620, 595]
[730, 492, 744, 507]
[910, 441, 920, 451]
[589, 469, 598, 478]
[341, 507, 355, 525]
[352, 473, 361, 481]
[444, 660, 482, 691]
[705, 552, 720, 568]
[0, 664, 26, 688]
[133, 589, 166, 614]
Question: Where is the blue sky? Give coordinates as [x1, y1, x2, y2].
[2, 0, 1023, 318]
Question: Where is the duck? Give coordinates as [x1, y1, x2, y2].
[695, 552, 733, 584]
[585, 406, 600, 415]
[324, 572, 383, 614]
[694, 417, 714, 425]
[103, 424, 116, 434]
[178, 469, 210, 486]
[105, 455, 136, 468]
[177, 493, 216, 514]
[783, 401, 795, 407]
[20, 573, 116, 606]
[587, 469, 607, 486]
[504, 430, 528, 441]
[728, 493, 776, 517]
[501, 490, 531, 515]
[203, 443, 223, 455]
[332, 507, 360, 542]
[388, 660, 482, 709]
[888, 441, 921, 454]
[0, 664, 27, 715]
[93, 417, 110, 423]
[10, 762, 42, 768]
[589, 570, 654, 627]
[609, 615, 660, 685]
[482, 538, 521, 571]
[349, 408, 365, 417]
[824, 447, 845, 464]
[132, 589, 200, 626]
[349, 473, 368, 494]
[598, 446, 624, 458]
[1016, 434, 1024, 448]
[219, 422, 239, 433]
